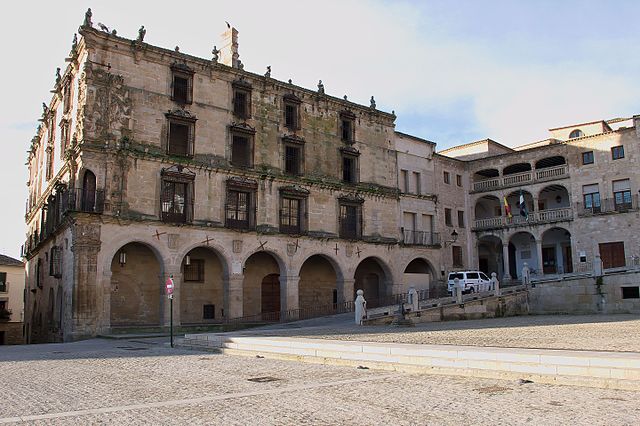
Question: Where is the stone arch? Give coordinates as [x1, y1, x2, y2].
[353, 256, 392, 306]
[507, 231, 537, 279]
[109, 241, 164, 327]
[80, 169, 97, 212]
[402, 257, 436, 295]
[538, 184, 570, 209]
[503, 162, 531, 175]
[475, 195, 501, 220]
[477, 234, 503, 277]
[535, 155, 566, 169]
[242, 251, 284, 318]
[176, 242, 230, 278]
[241, 248, 287, 276]
[541, 227, 573, 275]
[179, 246, 228, 324]
[102, 237, 168, 278]
[298, 254, 341, 308]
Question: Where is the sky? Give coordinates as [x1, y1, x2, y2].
[1, 0, 639, 258]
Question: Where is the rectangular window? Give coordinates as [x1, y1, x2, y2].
[413, 172, 421, 194]
[280, 197, 302, 234]
[49, 246, 62, 278]
[172, 73, 192, 104]
[233, 89, 250, 119]
[161, 180, 190, 223]
[611, 145, 625, 160]
[400, 170, 408, 193]
[582, 184, 600, 213]
[184, 259, 205, 282]
[231, 134, 253, 168]
[226, 189, 255, 230]
[0, 272, 6, 292]
[582, 151, 594, 165]
[342, 154, 358, 183]
[443, 171, 450, 184]
[45, 146, 54, 181]
[167, 118, 195, 157]
[622, 287, 640, 299]
[339, 203, 362, 240]
[284, 145, 302, 175]
[63, 82, 73, 114]
[203, 304, 216, 319]
[445, 208, 452, 227]
[284, 103, 299, 130]
[456, 174, 462, 187]
[613, 179, 632, 211]
[457, 210, 465, 228]
[60, 120, 71, 159]
[452, 246, 463, 268]
[599, 242, 625, 269]
[341, 119, 353, 142]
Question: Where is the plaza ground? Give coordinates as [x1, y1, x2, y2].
[1, 314, 639, 425]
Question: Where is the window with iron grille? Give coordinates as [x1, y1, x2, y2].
[184, 259, 204, 282]
[226, 190, 254, 230]
[280, 196, 305, 234]
[342, 153, 358, 184]
[452, 245, 463, 268]
[339, 202, 363, 240]
[233, 89, 251, 119]
[284, 144, 302, 175]
[161, 180, 192, 224]
[611, 145, 625, 160]
[284, 102, 299, 130]
[231, 134, 253, 168]
[49, 246, 62, 278]
[445, 208, 452, 226]
[171, 66, 193, 105]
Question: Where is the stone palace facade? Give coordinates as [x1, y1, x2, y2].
[23, 12, 639, 342]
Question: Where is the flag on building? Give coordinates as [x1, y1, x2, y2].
[503, 196, 512, 218]
[518, 191, 529, 218]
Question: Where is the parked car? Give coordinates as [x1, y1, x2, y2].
[447, 271, 493, 294]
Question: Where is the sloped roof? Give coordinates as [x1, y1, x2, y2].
[0, 254, 23, 266]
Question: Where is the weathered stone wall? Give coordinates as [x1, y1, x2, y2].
[529, 271, 640, 314]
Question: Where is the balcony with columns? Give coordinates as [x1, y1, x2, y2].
[471, 156, 568, 194]
[473, 184, 573, 231]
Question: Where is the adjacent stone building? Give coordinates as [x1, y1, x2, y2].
[0, 254, 25, 344]
[23, 13, 639, 342]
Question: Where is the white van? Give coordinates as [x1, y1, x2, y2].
[447, 271, 493, 294]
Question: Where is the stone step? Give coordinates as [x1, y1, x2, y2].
[178, 333, 640, 390]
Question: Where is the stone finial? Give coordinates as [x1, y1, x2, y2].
[317, 80, 324, 94]
[343, 95, 348, 101]
[264, 66, 271, 78]
[83, 8, 92, 27]
[55, 68, 62, 86]
[370, 96, 376, 109]
[175, 46, 180, 52]
[211, 45, 220, 63]
[237, 59, 244, 70]
[288, 79, 292, 84]
[111, 29, 117, 36]
[137, 25, 146, 43]
[70, 33, 78, 56]
[41, 102, 49, 118]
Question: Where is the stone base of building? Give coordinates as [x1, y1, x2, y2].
[0, 322, 24, 345]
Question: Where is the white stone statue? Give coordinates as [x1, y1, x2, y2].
[407, 286, 419, 312]
[522, 262, 531, 287]
[354, 289, 367, 325]
[454, 278, 463, 304]
[491, 272, 500, 296]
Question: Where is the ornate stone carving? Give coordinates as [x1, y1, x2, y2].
[370, 96, 376, 109]
[232, 240, 242, 253]
[83, 8, 92, 28]
[84, 63, 132, 142]
[167, 233, 179, 249]
[317, 80, 324, 94]
[137, 25, 146, 43]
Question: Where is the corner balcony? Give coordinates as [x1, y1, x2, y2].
[472, 207, 573, 231]
[472, 164, 568, 193]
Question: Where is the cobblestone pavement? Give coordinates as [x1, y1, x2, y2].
[1, 338, 639, 425]
[245, 314, 640, 352]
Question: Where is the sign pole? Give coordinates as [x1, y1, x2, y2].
[170, 294, 174, 348]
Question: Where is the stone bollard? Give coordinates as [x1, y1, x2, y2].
[491, 272, 500, 296]
[454, 277, 463, 304]
[354, 289, 367, 325]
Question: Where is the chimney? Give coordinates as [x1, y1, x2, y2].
[219, 25, 239, 68]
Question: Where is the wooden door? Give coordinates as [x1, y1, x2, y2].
[563, 245, 573, 273]
[599, 242, 625, 269]
[261, 274, 280, 316]
[542, 247, 557, 274]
